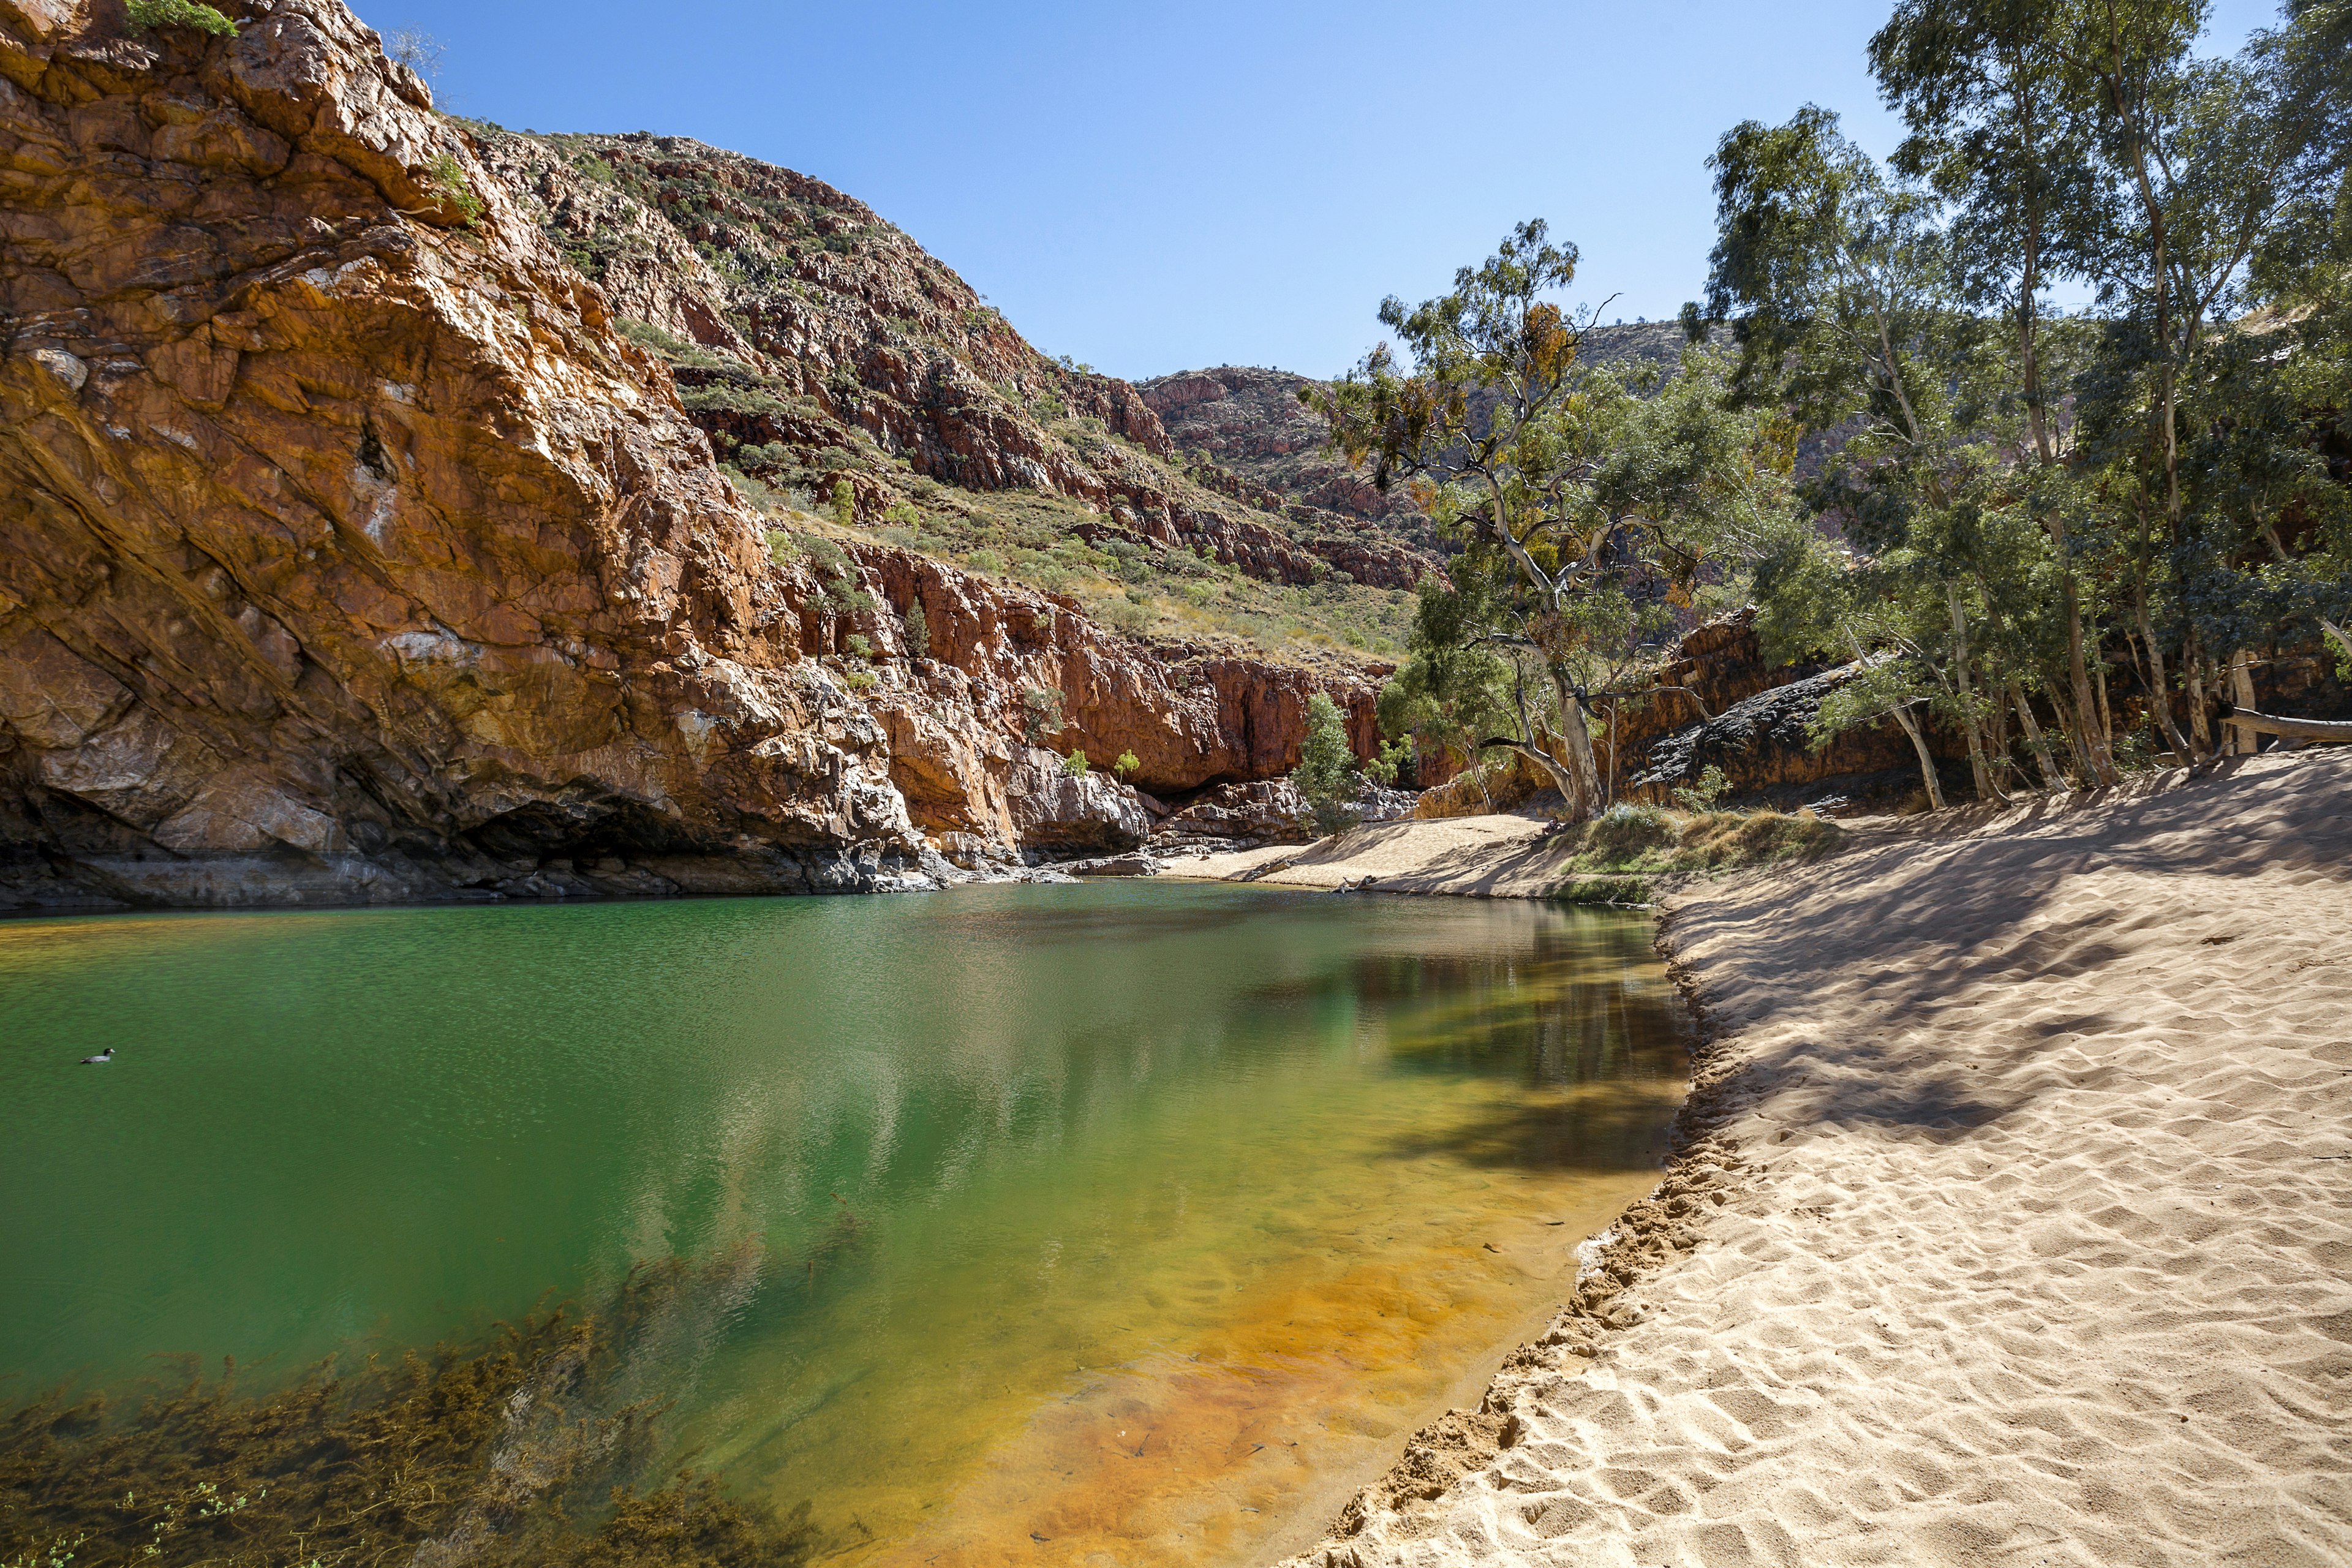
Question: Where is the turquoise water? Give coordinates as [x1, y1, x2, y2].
[0, 883, 1686, 1566]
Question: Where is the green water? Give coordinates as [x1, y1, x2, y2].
[0, 883, 1686, 1567]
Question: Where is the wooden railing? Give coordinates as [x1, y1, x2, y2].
[2229, 708, 2352, 743]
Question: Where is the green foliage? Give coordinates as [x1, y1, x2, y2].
[845, 633, 873, 663]
[1319, 221, 1804, 820]
[1376, 565, 1515, 774]
[1060, 749, 1090, 777]
[682, 383, 793, 418]
[1554, 874, 1653, 906]
[423, 151, 484, 226]
[1020, 685, 1065, 745]
[965, 548, 1007, 575]
[1291, 692, 1360, 837]
[829, 479, 857, 527]
[902, 599, 930, 660]
[772, 532, 875, 617]
[124, 0, 236, 37]
[1670, 763, 1732, 813]
[1114, 749, 1140, 780]
[1553, 805, 1844, 883]
[1364, 734, 1415, 786]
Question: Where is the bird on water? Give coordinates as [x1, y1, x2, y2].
[80, 1047, 113, 1064]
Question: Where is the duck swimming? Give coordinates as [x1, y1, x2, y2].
[80, 1047, 113, 1065]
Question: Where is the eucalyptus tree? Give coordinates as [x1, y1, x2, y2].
[1314, 222, 1793, 820]
[1870, 0, 2131, 777]
[1688, 106, 2035, 797]
[2058, 0, 2344, 750]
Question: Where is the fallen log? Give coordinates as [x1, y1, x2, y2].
[2229, 708, 2352, 742]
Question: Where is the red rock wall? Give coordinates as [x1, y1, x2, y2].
[0, 0, 1385, 909]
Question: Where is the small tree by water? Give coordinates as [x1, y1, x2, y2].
[1292, 693, 1359, 837]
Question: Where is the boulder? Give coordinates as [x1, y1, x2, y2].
[1006, 748, 1152, 857]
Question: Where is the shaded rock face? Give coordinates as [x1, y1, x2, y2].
[1150, 774, 1414, 852]
[1139, 366, 1436, 552]
[1151, 780, 1313, 851]
[1004, 748, 1150, 856]
[1608, 609, 1953, 805]
[0, 0, 1385, 910]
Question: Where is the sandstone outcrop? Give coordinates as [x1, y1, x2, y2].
[0, 0, 1389, 910]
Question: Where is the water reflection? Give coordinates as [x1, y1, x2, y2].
[1, 884, 1686, 1568]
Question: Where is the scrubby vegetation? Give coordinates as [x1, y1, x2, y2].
[123, 1, 236, 38]
[1291, 693, 1360, 835]
[500, 132, 1419, 669]
[0, 1256, 820, 1568]
[1548, 803, 1847, 903]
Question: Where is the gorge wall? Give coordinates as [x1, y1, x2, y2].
[0, 0, 1376, 911]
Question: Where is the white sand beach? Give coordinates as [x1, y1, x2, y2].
[1272, 749, 2352, 1567]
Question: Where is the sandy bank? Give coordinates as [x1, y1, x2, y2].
[1276, 750, 2352, 1567]
[1174, 814, 1567, 895]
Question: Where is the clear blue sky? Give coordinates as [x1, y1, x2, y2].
[358, 0, 2285, 382]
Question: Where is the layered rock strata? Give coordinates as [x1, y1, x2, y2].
[0, 0, 1381, 911]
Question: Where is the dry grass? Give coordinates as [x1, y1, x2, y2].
[1554, 805, 1845, 897]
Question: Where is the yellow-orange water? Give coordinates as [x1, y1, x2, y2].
[0, 883, 1684, 1566]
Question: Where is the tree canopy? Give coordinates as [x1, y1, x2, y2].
[1329, 0, 2348, 818]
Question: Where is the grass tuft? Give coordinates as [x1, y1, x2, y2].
[1550, 805, 1844, 889]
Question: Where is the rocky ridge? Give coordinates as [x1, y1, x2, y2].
[0, 0, 1381, 911]
[473, 130, 1436, 595]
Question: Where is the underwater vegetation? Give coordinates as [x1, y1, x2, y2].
[0, 1254, 823, 1568]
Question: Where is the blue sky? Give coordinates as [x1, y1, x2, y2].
[361, 0, 2287, 382]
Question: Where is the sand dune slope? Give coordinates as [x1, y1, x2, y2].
[1291, 751, 2352, 1567]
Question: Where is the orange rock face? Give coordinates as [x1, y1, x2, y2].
[0, 0, 1380, 910]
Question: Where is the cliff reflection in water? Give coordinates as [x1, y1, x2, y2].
[1, 883, 1686, 1568]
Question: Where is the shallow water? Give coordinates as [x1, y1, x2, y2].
[0, 883, 1685, 1566]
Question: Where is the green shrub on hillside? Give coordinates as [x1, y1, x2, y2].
[1672, 764, 1732, 813]
[126, 0, 236, 36]
[1021, 686, 1065, 745]
[424, 151, 484, 225]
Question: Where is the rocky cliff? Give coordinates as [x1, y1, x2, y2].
[0, 0, 1379, 911]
